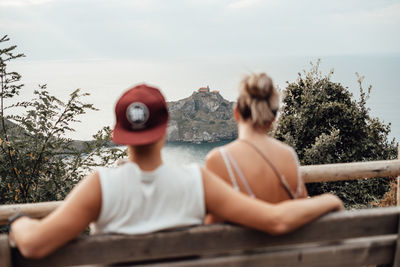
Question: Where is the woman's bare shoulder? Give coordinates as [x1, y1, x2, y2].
[269, 137, 294, 153]
[268, 138, 298, 161]
[206, 141, 237, 163]
[205, 147, 221, 163]
[205, 141, 238, 175]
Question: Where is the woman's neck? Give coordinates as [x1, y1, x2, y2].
[128, 145, 163, 171]
[238, 121, 270, 141]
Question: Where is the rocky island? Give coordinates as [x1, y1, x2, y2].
[167, 87, 237, 143]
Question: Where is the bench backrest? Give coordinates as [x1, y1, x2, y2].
[2, 207, 400, 267]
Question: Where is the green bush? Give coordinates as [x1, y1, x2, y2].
[274, 60, 397, 208]
[0, 35, 125, 204]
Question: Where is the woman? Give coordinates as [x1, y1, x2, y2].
[9, 84, 343, 259]
[206, 73, 307, 222]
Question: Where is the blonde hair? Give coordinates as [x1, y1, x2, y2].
[237, 73, 279, 130]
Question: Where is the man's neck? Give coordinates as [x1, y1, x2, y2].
[128, 147, 163, 171]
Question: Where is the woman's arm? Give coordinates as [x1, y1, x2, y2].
[9, 171, 102, 259]
[201, 167, 343, 235]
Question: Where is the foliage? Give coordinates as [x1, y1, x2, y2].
[274, 60, 397, 208]
[0, 35, 126, 204]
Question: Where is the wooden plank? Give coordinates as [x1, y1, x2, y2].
[11, 207, 400, 267]
[0, 235, 12, 267]
[138, 235, 396, 267]
[302, 159, 400, 183]
[0, 201, 61, 225]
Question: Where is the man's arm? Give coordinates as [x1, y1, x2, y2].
[201, 167, 343, 235]
[9, 171, 102, 259]
[204, 148, 228, 224]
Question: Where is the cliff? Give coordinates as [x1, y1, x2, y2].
[167, 91, 237, 143]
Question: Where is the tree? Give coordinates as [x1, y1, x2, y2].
[0, 35, 125, 204]
[274, 60, 397, 207]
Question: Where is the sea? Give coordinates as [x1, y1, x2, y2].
[163, 141, 232, 165]
[7, 54, 400, 165]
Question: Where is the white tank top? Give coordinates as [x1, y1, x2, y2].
[90, 162, 205, 235]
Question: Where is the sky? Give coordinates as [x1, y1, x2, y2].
[1, 0, 399, 140]
[1, 0, 400, 59]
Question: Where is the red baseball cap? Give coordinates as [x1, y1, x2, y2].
[112, 84, 169, 145]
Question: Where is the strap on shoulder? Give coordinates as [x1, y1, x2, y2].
[225, 151, 255, 198]
[219, 147, 240, 191]
[238, 139, 296, 199]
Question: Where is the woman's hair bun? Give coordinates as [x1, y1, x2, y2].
[237, 72, 279, 130]
[243, 73, 274, 100]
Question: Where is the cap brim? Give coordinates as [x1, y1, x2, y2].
[112, 122, 167, 146]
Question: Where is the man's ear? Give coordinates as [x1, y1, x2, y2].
[233, 104, 240, 122]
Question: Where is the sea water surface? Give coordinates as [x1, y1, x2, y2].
[162, 140, 232, 165]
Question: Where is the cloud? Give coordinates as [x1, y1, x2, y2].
[0, 0, 57, 7]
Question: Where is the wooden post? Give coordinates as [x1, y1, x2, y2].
[0, 201, 61, 225]
[301, 160, 400, 183]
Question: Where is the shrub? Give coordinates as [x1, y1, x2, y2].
[274, 60, 397, 208]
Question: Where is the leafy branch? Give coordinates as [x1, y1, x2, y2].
[0, 35, 125, 205]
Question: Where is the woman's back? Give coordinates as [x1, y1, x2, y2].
[207, 135, 307, 203]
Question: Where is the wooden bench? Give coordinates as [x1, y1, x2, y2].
[1, 206, 400, 267]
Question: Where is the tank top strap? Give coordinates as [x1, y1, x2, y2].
[225, 150, 255, 198]
[238, 139, 297, 199]
[219, 147, 240, 191]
